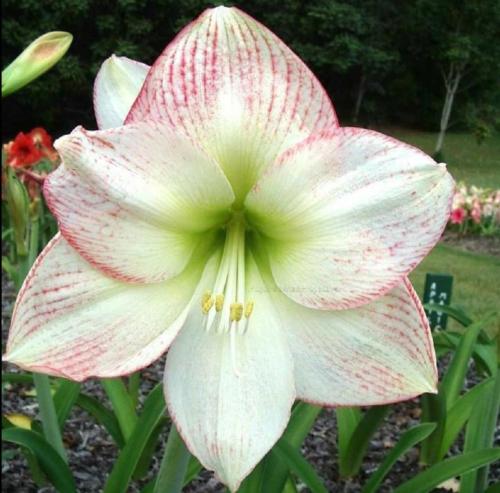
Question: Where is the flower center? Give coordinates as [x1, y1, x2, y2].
[201, 214, 254, 335]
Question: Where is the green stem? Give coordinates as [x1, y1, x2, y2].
[153, 424, 190, 493]
[101, 378, 138, 441]
[33, 372, 67, 462]
[20, 214, 67, 462]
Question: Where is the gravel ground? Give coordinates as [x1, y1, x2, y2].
[2, 239, 499, 492]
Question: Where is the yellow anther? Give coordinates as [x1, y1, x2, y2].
[230, 302, 243, 322]
[215, 294, 225, 311]
[244, 301, 254, 318]
[201, 291, 214, 314]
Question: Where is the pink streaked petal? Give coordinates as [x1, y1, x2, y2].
[93, 55, 150, 129]
[164, 253, 295, 491]
[126, 6, 337, 200]
[280, 277, 437, 406]
[5, 235, 210, 381]
[246, 127, 455, 310]
[45, 122, 234, 283]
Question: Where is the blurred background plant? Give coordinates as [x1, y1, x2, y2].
[448, 183, 500, 237]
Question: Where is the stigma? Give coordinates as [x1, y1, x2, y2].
[200, 216, 254, 335]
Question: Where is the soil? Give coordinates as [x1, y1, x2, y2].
[2, 234, 499, 492]
[441, 231, 500, 257]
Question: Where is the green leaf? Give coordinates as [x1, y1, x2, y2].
[336, 407, 362, 472]
[101, 378, 138, 441]
[258, 401, 322, 493]
[184, 455, 203, 485]
[419, 391, 447, 465]
[133, 418, 168, 479]
[273, 439, 328, 493]
[423, 303, 472, 326]
[485, 482, 500, 493]
[2, 372, 34, 385]
[440, 314, 496, 410]
[75, 394, 124, 448]
[361, 423, 436, 493]
[103, 384, 166, 493]
[2, 427, 76, 493]
[460, 369, 500, 493]
[394, 449, 500, 493]
[438, 378, 494, 460]
[341, 405, 389, 477]
[153, 424, 191, 493]
[53, 380, 81, 428]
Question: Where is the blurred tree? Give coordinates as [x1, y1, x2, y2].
[407, 0, 500, 156]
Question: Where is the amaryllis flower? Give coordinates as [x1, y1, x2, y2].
[5, 131, 43, 167]
[5, 7, 454, 490]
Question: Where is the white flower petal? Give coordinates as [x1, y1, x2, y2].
[278, 277, 437, 405]
[5, 235, 207, 381]
[45, 122, 234, 283]
[164, 254, 295, 491]
[127, 6, 337, 201]
[246, 127, 454, 309]
[93, 55, 149, 129]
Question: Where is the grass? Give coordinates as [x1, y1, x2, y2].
[410, 244, 500, 336]
[380, 128, 500, 188]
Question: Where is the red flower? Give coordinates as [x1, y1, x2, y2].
[7, 132, 43, 168]
[30, 127, 53, 149]
[450, 207, 466, 225]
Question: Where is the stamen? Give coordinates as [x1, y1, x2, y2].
[201, 291, 214, 314]
[200, 216, 255, 341]
[244, 301, 254, 318]
[215, 294, 224, 311]
[230, 303, 243, 322]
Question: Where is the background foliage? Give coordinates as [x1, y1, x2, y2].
[2, 0, 500, 139]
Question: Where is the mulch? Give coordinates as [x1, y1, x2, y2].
[2, 234, 499, 492]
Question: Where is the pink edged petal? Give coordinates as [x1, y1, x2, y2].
[5, 235, 210, 381]
[246, 127, 454, 309]
[164, 253, 295, 492]
[278, 277, 437, 406]
[45, 122, 234, 283]
[126, 6, 337, 200]
[93, 55, 150, 129]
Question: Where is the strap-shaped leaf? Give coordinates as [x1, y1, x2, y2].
[258, 401, 322, 493]
[336, 407, 362, 473]
[361, 423, 436, 493]
[76, 394, 125, 448]
[103, 384, 165, 493]
[273, 438, 328, 493]
[460, 369, 500, 493]
[53, 380, 81, 428]
[394, 449, 500, 493]
[2, 427, 76, 493]
[153, 424, 191, 493]
[341, 405, 389, 477]
[440, 314, 496, 410]
[438, 378, 494, 460]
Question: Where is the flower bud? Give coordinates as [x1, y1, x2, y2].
[5, 166, 29, 255]
[2, 31, 73, 97]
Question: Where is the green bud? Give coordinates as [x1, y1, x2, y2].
[5, 167, 30, 256]
[2, 31, 73, 97]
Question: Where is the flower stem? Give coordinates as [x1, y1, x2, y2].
[24, 214, 67, 462]
[101, 378, 138, 441]
[153, 424, 190, 493]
